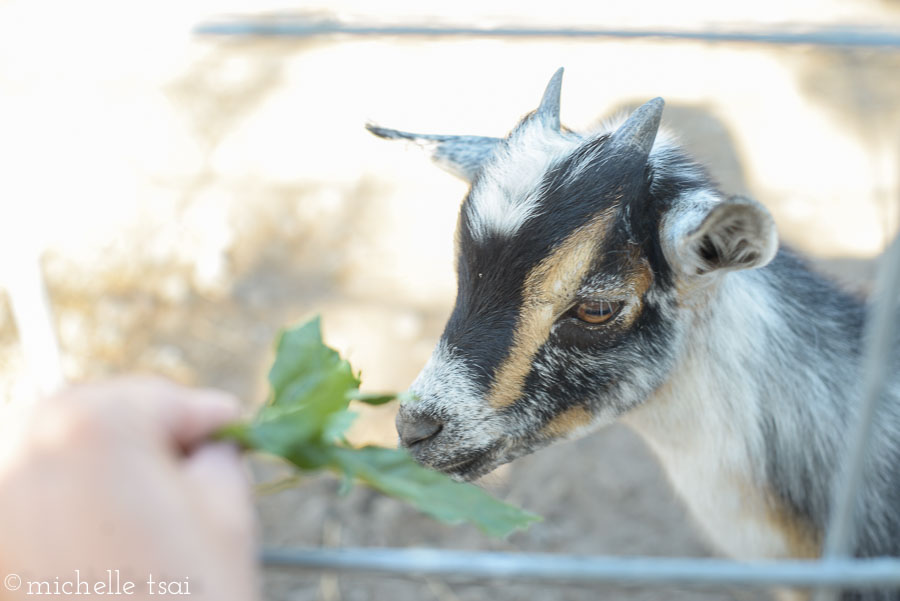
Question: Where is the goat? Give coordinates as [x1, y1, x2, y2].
[367, 68, 900, 600]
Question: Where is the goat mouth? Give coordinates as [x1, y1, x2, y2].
[430, 444, 503, 481]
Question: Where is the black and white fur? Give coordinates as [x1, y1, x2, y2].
[368, 69, 900, 601]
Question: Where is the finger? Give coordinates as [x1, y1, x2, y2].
[182, 442, 256, 540]
[59, 377, 242, 451]
[152, 385, 242, 450]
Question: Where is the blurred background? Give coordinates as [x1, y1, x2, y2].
[1, 1, 899, 600]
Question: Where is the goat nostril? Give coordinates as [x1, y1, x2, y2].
[397, 414, 443, 447]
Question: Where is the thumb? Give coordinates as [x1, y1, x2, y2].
[182, 442, 256, 542]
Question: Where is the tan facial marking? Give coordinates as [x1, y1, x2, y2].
[541, 405, 593, 438]
[611, 254, 653, 329]
[488, 209, 616, 408]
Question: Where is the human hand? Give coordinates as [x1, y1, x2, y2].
[0, 377, 258, 601]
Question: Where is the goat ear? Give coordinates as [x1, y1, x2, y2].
[663, 195, 778, 276]
[366, 124, 501, 183]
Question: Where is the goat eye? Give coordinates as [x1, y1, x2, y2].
[573, 300, 621, 325]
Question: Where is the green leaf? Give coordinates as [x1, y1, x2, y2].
[330, 446, 541, 538]
[346, 391, 397, 406]
[215, 315, 541, 538]
[268, 316, 358, 417]
[255, 475, 305, 496]
[322, 410, 357, 444]
[245, 407, 328, 463]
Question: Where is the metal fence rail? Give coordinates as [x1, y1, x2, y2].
[262, 548, 900, 590]
[194, 18, 900, 49]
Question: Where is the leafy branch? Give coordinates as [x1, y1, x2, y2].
[217, 316, 540, 538]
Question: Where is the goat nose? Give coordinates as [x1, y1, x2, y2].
[397, 413, 443, 447]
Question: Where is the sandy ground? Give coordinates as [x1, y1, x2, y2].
[2, 3, 900, 601]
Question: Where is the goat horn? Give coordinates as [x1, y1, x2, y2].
[609, 97, 665, 158]
[535, 67, 564, 130]
[366, 123, 501, 182]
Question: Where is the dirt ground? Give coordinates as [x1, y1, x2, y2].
[2, 4, 900, 601]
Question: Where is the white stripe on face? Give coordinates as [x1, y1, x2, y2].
[463, 119, 693, 244]
[464, 124, 576, 241]
[407, 339, 505, 449]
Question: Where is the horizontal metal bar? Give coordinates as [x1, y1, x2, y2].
[261, 547, 900, 589]
[194, 19, 900, 48]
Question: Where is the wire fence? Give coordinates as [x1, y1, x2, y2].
[192, 14, 900, 599]
[3, 12, 898, 601]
